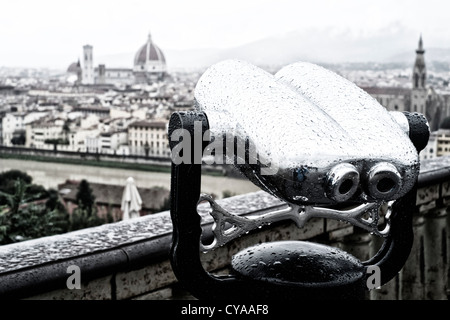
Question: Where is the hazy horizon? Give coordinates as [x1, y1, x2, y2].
[1, 0, 449, 70]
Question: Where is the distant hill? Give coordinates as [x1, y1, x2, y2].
[389, 47, 450, 64]
[98, 27, 450, 72]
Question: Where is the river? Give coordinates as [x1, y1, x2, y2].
[0, 159, 260, 198]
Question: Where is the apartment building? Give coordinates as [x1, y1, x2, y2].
[128, 120, 169, 157]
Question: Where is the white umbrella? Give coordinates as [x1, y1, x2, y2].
[121, 177, 143, 220]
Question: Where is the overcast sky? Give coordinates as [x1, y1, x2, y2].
[0, 0, 448, 69]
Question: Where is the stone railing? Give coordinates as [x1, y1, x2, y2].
[0, 156, 449, 300]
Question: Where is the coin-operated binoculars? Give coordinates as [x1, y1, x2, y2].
[168, 60, 429, 300]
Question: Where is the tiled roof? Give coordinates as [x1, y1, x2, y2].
[128, 120, 167, 129]
[360, 86, 411, 96]
[58, 179, 169, 211]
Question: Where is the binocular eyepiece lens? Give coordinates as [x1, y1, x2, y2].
[326, 163, 360, 202]
[326, 162, 403, 202]
[367, 162, 402, 200]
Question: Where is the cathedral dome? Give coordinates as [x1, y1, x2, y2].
[134, 33, 166, 68]
[67, 60, 81, 73]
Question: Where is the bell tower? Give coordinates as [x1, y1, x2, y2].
[82, 44, 94, 85]
[411, 35, 427, 116]
[413, 35, 426, 89]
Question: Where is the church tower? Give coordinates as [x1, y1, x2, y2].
[411, 35, 427, 115]
[82, 45, 94, 85]
[413, 35, 426, 89]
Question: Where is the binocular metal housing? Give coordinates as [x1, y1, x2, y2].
[168, 59, 430, 300]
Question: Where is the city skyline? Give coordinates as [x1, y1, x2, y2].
[1, 0, 450, 69]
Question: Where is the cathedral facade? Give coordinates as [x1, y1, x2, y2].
[67, 33, 167, 86]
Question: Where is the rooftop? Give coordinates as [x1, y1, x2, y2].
[129, 120, 167, 129]
[58, 179, 169, 210]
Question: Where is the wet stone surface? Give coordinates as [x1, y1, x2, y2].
[419, 155, 450, 172]
[0, 191, 284, 273]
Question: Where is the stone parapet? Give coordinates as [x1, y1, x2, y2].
[0, 156, 449, 300]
